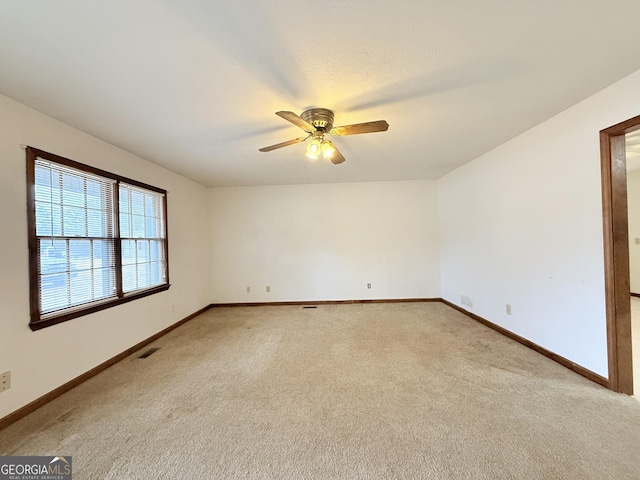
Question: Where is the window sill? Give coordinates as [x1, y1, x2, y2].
[29, 283, 171, 331]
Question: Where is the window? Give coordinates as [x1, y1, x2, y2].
[27, 147, 170, 330]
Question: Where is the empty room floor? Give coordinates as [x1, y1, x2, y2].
[632, 297, 640, 400]
[1, 302, 639, 479]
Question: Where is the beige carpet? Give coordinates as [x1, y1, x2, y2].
[1, 302, 639, 479]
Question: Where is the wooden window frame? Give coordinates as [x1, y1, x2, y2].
[26, 147, 170, 331]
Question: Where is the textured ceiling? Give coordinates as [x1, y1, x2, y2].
[1, 1, 640, 187]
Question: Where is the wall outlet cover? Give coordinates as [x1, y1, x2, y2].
[0, 371, 10, 392]
[460, 295, 474, 308]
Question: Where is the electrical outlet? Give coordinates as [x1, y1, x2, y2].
[266, 285, 271, 293]
[246, 286, 250, 293]
[0, 371, 10, 392]
[367, 283, 371, 289]
[506, 304, 512, 315]
[460, 295, 474, 308]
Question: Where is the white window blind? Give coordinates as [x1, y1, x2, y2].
[119, 184, 167, 293]
[34, 159, 117, 315]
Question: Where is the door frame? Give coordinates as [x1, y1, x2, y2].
[600, 114, 640, 394]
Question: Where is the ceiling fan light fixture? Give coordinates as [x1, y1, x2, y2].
[305, 138, 322, 160]
[259, 108, 389, 165]
[321, 140, 336, 159]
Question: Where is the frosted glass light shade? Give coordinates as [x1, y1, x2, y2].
[305, 139, 322, 160]
[321, 140, 336, 159]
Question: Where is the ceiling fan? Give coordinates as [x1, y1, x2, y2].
[259, 108, 389, 164]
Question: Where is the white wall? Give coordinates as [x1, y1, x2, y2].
[0, 94, 211, 419]
[438, 68, 640, 378]
[628, 168, 640, 294]
[209, 181, 440, 303]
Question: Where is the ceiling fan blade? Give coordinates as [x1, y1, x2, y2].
[258, 136, 308, 152]
[330, 120, 389, 136]
[275, 111, 316, 132]
[329, 145, 346, 165]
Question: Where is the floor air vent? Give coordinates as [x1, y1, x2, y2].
[138, 347, 160, 359]
[303, 306, 317, 309]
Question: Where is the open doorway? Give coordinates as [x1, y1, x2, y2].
[600, 114, 640, 395]
[625, 129, 640, 396]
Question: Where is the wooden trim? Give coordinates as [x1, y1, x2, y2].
[113, 182, 124, 298]
[601, 114, 640, 135]
[440, 299, 610, 389]
[209, 298, 440, 308]
[601, 131, 619, 390]
[0, 305, 210, 431]
[600, 119, 639, 395]
[163, 190, 170, 286]
[611, 132, 631, 392]
[25, 148, 40, 324]
[631, 292, 640, 298]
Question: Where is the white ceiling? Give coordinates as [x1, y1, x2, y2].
[2, 1, 640, 187]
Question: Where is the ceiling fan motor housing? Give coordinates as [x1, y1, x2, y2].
[301, 108, 334, 132]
